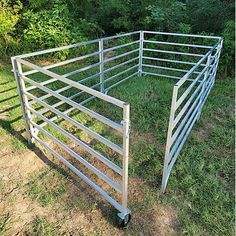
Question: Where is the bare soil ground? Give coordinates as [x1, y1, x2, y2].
[0, 142, 178, 236]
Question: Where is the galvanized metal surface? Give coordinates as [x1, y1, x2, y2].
[12, 30, 222, 220]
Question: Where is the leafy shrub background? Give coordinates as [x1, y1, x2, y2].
[0, 0, 234, 77]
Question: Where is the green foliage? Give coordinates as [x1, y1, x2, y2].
[145, 1, 187, 32]
[32, 216, 59, 236]
[26, 168, 66, 206]
[0, 0, 22, 55]
[188, 0, 227, 33]
[220, 20, 235, 78]
[0, 0, 234, 76]
[21, 1, 86, 59]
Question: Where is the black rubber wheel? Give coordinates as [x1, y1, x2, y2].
[118, 213, 131, 228]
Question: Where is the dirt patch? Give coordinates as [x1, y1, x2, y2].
[0, 148, 48, 235]
[131, 130, 166, 151]
[0, 139, 179, 235]
[194, 121, 215, 141]
[134, 205, 179, 236]
[131, 130, 157, 144]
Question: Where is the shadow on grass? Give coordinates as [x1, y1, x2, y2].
[0, 72, 122, 229]
[0, 87, 17, 94]
[32, 145, 121, 228]
[0, 116, 120, 228]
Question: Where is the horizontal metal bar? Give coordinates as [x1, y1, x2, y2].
[170, 103, 200, 159]
[28, 53, 141, 93]
[39, 95, 97, 128]
[80, 95, 96, 105]
[25, 92, 123, 154]
[170, 90, 202, 149]
[23, 51, 101, 76]
[16, 39, 100, 59]
[143, 48, 204, 57]
[103, 56, 139, 74]
[173, 80, 205, 128]
[175, 52, 210, 87]
[28, 77, 99, 105]
[102, 31, 140, 41]
[27, 78, 58, 92]
[27, 56, 139, 95]
[31, 121, 122, 193]
[17, 31, 140, 59]
[143, 30, 222, 40]
[23, 76, 123, 133]
[142, 64, 201, 74]
[17, 58, 126, 108]
[26, 58, 137, 101]
[105, 72, 138, 92]
[143, 40, 213, 49]
[27, 68, 101, 93]
[39, 95, 97, 129]
[63, 61, 101, 77]
[33, 135, 124, 212]
[103, 40, 139, 53]
[202, 76, 215, 105]
[33, 82, 101, 116]
[142, 71, 182, 80]
[167, 105, 199, 173]
[104, 48, 139, 64]
[142, 56, 206, 67]
[175, 66, 208, 108]
[176, 42, 220, 87]
[104, 64, 138, 84]
[28, 71, 101, 105]
[28, 106, 122, 175]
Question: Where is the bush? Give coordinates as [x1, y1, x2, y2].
[20, 0, 103, 60]
[0, 0, 22, 56]
[219, 20, 235, 78]
[21, 3, 83, 60]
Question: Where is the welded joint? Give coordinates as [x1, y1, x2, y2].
[121, 119, 131, 135]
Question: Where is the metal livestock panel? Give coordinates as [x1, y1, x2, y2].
[11, 30, 222, 226]
[159, 37, 223, 192]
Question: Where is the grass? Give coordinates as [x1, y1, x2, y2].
[0, 60, 234, 235]
[26, 168, 66, 206]
[32, 216, 59, 236]
[0, 214, 11, 235]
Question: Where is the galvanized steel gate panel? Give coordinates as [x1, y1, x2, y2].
[12, 31, 222, 223]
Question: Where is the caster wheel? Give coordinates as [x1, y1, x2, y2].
[118, 213, 131, 228]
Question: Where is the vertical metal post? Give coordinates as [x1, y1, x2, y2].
[99, 39, 104, 93]
[138, 31, 144, 77]
[119, 103, 130, 217]
[161, 85, 178, 193]
[11, 57, 34, 144]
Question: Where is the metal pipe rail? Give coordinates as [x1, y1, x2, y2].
[161, 38, 222, 192]
[12, 30, 222, 226]
[27, 55, 139, 125]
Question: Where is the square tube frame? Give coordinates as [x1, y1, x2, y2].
[11, 30, 223, 224]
